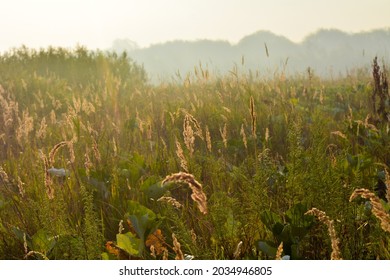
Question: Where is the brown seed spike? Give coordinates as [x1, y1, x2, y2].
[162, 172, 207, 215]
[305, 208, 342, 260]
[250, 96, 257, 139]
[49, 141, 68, 167]
[350, 188, 390, 233]
[172, 233, 184, 260]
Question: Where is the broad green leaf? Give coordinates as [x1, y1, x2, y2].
[116, 232, 140, 256]
[32, 229, 56, 254]
[126, 201, 160, 245]
[260, 210, 282, 232]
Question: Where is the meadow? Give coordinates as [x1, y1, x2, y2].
[0, 46, 389, 260]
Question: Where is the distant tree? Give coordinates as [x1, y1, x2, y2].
[112, 39, 139, 54]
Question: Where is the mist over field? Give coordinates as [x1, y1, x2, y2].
[112, 28, 390, 82]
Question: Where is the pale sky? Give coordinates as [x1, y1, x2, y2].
[1, 0, 389, 52]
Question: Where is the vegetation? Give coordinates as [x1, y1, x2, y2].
[0, 46, 389, 260]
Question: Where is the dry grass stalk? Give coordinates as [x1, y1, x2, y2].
[162, 247, 169, 260]
[219, 123, 227, 148]
[205, 125, 212, 152]
[162, 172, 207, 215]
[175, 138, 189, 172]
[49, 141, 68, 166]
[150, 245, 156, 258]
[0, 165, 10, 184]
[157, 196, 183, 209]
[81, 99, 95, 115]
[305, 208, 342, 260]
[384, 169, 390, 203]
[265, 127, 270, 143]
[16, 109, 34, 145]
[172, 233, 184, 260]
[24, 250, 49, 260]
[183, 115, 195, 156]
[36, 117, 47, 139]
[118, 220, 124, 234]
[39, 150, 54, 199]
[0, 91, 19, 130]
[92, 138, 102, 163]
[136, 108, 144, 134]
[67, 140, 76, 164]
[187, 113, 203, 140]
[84, 148, 93, 178]
[275, 242, 283, 260]
[240, 124, 248, 149]
[146, 120, 152, 140]
[72, 96, 81, 114]
[233, 241, 243, 259]
[17, 176, 25, 198]
[331, 131, 347, 140]
[350, 188, 390, 233]
[112, 137, 118, 157]
[250, 96, 257, 139]
[160, 137, 167, 153]
[49, 110, 57, 125]
[190, 229, 197, 244]
[23, 233, 28, 255]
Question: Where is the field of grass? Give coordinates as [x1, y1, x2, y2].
[0, 46, 389, 260]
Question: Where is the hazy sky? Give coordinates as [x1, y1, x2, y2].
[1, 0, 389, 52]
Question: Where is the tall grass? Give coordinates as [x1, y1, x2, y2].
[0, 47, 389, 259]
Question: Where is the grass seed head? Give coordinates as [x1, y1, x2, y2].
[162, 172, 207, 214]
